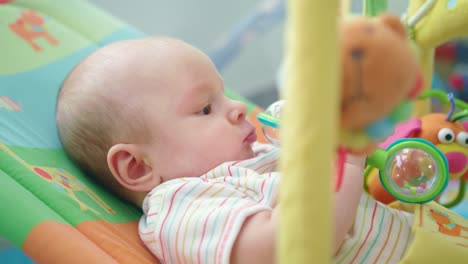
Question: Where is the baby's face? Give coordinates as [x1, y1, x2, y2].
[136, 42, 256, 181]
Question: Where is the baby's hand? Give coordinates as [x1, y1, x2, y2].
[333, 153, 366, 253]
[271, 189, 279, 207]
[345, 154, 367, 169]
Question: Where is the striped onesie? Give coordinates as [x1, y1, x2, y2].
[334, 194, 414, 264]
[139, 143, 414, 264]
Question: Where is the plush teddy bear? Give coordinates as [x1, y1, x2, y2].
[262, 14, 424, 190]
[339, 14, 423, 155]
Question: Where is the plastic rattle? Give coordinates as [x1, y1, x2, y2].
[257, 100, 283, 146]
[366, 138, 449, 204]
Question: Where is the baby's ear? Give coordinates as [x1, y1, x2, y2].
[107, 143, 161, 192]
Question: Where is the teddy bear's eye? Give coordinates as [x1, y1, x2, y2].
[351, 48, 364, 60]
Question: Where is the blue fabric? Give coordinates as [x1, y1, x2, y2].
[0, 247, 34, 264]
[0, 26, 144, 149]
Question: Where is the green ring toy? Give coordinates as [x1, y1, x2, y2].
[367, 138, 449, 204]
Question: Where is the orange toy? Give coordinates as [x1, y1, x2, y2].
[338, 14, 422, 156]
[334, 14, 423, 190]
[258, 14, 424, 191]
[368, 112, 468, 204]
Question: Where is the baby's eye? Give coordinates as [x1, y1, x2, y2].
[200, 104, 212, 115]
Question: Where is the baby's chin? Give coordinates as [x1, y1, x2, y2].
[240, 144, 255, 160]
[221, 144, 255, 163]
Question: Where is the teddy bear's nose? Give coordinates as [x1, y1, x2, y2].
[351, 48, 365, 60]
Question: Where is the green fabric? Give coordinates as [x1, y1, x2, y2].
[0, 0, 148, 247]
[0, 169, 68, 247]
[0, 146, 141, 225]
[2, 0, 123, 74]
[0, 0, 261, 251]
[11, 0, 122, 38]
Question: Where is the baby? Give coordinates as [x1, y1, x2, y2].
[56, 37, 414, 264]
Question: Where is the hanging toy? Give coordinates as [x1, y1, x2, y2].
[259, 14, 423, 192]
[367, 91, 468, 206]
[366, 138, 449, 203]
[258, 101, 450, 203]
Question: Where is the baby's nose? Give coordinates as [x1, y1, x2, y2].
[229, 101, 247, 123]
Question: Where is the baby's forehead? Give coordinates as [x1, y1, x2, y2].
[107, 39, 197, 75]
[81, 37, 212, 98]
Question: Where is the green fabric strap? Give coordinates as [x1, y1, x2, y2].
[363, 0, 388, 17]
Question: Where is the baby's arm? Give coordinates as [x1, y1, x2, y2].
[231, 207, 278, 264]
[231, 154, 365, 263]
[333, 154, 366, 253]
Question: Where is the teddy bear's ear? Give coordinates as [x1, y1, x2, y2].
[379, 14, 407, 40]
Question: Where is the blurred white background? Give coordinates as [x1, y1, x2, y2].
[89, 0, 409, 106]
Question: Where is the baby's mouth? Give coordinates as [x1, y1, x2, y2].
[244, 128, 257, 144]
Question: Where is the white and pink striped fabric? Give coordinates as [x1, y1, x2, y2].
[139, 143, 280, 264]
[139, 142, 415, 264]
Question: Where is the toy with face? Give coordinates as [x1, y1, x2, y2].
[419, 114, 468, 180]
[368, 112, 468, 204]
[338, 14, 423, 155]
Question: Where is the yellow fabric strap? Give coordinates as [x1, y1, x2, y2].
[279, 0, 339, 263]
[400, 202, 468, 263]
[407, 0, 468, 116]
